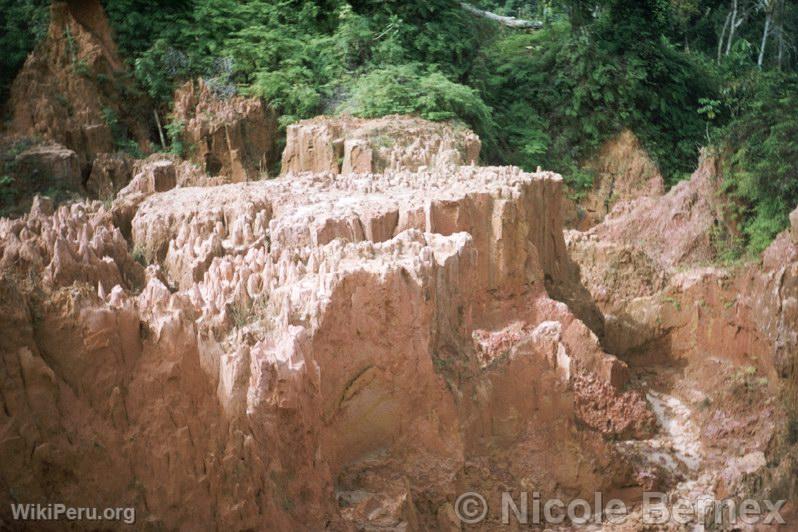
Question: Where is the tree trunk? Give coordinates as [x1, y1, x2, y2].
[776, 0, 785, 69]
[726, 0, 738, 56]
[726, 0, 748, 55]
[460, 2, 543, 29]
[758, 10, 772, 67]
[777, 22, 784, 69]
[718, 10, 732, 62]
[153, 109, 167, 150]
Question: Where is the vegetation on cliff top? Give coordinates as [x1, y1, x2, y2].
[1, 0, 797, 254]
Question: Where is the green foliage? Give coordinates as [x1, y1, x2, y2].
[131, 246, 147, 266]
[0, 0, 49, 100]
[102, 107, 143, 158]
[470, 16, 713, 185]
[101, 0, 490, 125]
[347, 0, 487, 78]
[697, 97, 721, 143]
[64, 25, 77, 63]
[133, 38, 191, 103]
[662, 295, 682, 311]
[3, 0, 796, 257]
[74, 59, 92, 78]
[101, 0, 714, 192]
[709, 220, 746, 264]
[165, 118, 186, 157]
[718, 72, 798, 254]
[0, 175, 16, 215]
[731, 365, 769, 394]
[339, 64, 496, 146]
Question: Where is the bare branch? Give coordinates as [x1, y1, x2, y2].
[460, 2, 544, 30]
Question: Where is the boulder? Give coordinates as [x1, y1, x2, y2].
[13, 144, 82, 193]
[111, 158, 178, 238]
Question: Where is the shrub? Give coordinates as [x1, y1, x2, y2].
[102, 107, 143, 158]
[339, 63, 496, 147]
[0, 0, 49, 100]
[0, 175, 17, 216]
[719, 72, 798, 254]
[469, 18, 714, 186]
[165, 118, 186, 157]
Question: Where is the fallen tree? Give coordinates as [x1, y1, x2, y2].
[460, 2, 544, 29]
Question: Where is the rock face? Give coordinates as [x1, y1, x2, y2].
[4, 0, 149, 169]
[568, 151, 723, 308]
[566, 151, 728, 354]
[0, 163, 649, 529]
[564, 144, 798, 513]
[172, 79, 278, 181]
[593, 152, 721, 268]
[566, 130, 665, 229]
[85, 152, 134, 199]
[0, 196, 144, 290]
[791, 206, 798, 243]
[280, 115, 481, 176]
[12, 143, 82, 194]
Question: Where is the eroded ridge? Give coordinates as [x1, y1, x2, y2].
[0, 166, 650, 529]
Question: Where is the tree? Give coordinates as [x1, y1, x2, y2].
[758, 0, 777, 67]
[724, 0, 753, 56]
[460, 2, 543, 28]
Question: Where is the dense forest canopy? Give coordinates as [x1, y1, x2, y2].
[1, 0, 797, 255]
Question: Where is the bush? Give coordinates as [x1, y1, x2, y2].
[0, 175, 16, 216]
[720, 72, 798, 254]
[339, 64, 497, 147]
[165, 118, 186, 157]
[102, 107, 143, 158]
[0, 0, 49, 100]
[469, 18, 714, 186]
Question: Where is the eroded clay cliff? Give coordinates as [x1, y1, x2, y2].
[567, 151, 724, 316]
[0, 156, 652, 529]
[4, 0, 149, 170]
[3, 103, 798, 529]
[565, 147, 798, 524]
[172, 79, 278, 181]
[565, 130, 665, 230]
[280, 115, 481, 176]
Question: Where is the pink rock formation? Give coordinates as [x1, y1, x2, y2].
[588, 151, 721, 269]
[172, 79, 278, 181]
[0, 196, 144, 290]
[566, 130, 665, 229]
[12, 143, 82, 194]
[564, 155, 798, 512]
[280, 115, 481, 176]
[85, 152, 134, 199]
[0, 162, 648, 529]
[5, 0, 149, 169]
[566, 150, 725, 324]
[109, 157, 188, 239]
